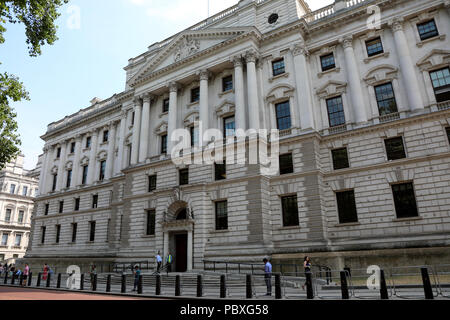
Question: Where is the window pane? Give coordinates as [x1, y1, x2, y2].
[215, 163, 226, 181]
[148, 175, 157, 192]
[5, 209, 11, 222]
[385, 137, 406, 161]
[161, 135, 168, 154]
[90, 221, 96, 242]
[417, 20, 439, 41]
[224, 116, 235, 137]
[321, 53, 335, 71]
[272, 59, 285, 76]
[191, 87, 200, 103]
[332, 148, 349, 170]
[446, 127, 450, 144]
[336, 191, 358, 223]
[392, 183, 418, 218]
[275, 101, 292, 130]
[72, 223, 77, 242]
[281, 195, 299, 227]
[179, 169, 189, 185]
[147, 210, 156, 235]
[366, 37, 384, 57]
[163, 98, 170, 113]
[375, 83, 398, 116]
[222, 76, 233, 92]
[279, 154, 294, 175]
[215, 201, 228, 230]
[326, 96, 346, 127]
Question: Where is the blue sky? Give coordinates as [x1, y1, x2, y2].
[1, 0, 333, 169]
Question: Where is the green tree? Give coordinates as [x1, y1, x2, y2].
[0, 0, 68, 169]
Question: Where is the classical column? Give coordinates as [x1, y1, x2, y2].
[87, 129, 99, 185]
[38, 147, 49, 194]
[43, 146, 55, 194]
[106, 121, 117, 180]
[245, 50, 260, 130]
[341, 35, 368, 125]
[292, 43, 315, 130]
[163, 232, 169, 264]
[167, 82, 179, 155]
[187, 229, 193, 271]
[130, 97, 142, 165]
[139, 94, 151, 163]
[56, 141, 67, 191]
[71, 135, 82, 187]
[116, 110, 127, 174]
[390, 18, 424, 113]
[199, 70, 210, 146]
[233, 56, 246, 131]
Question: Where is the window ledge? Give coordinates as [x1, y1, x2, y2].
[141, 235, 156, 239]
[318, 67, 340, 78]
[210, 229, 229, 234]
[334, 222, 360, 227]
[392, 216, 423, 223]
[269, 72, 289, 83]
[159, 112, 168, 119]
[82, 148, 91, 153]
[363, 52, 390, 63]
[218, 89, 234, 98]
[278, 226, 301, 231]
[416, 34, 446, 48]
[187, 101, 199, 108]
[100, 141, 109, 147]
[86, 241, 95, 244]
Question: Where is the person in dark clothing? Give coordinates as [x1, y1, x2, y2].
[263, 258, 272, 296]
[132, 265, 141, 291]
[302, 256, 312, 290]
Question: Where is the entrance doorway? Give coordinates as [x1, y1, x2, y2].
[175, 233, 188, 272]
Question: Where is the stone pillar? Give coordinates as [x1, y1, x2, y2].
[87, 129, 99, 185]
[106, 121, 117, 180]
[131, 98, 142, 165]
[163, 232, 169, 264]
[199, 70, 210, 146]
[390, 18, 424, 113]
[187, 229, 193, 271]
[292, 43, 314, 130]
[341, 35, 368, 125]
[38, 147, 49, 194]
[116, 111, 127, 174]
[139, 94, 151, 163]
[43, 146, 55, 193]
[71, 135, 82, 187]
[233, 56, 246, 132]
[167, 82, 179, 155]
[245, 50, 260, 130]
[56, 141, 67, 192]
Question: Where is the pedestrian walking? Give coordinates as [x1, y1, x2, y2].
[156, 251, 162, 273]
[302, 256, 312, 290]
[22, 264, 29, 286]
[263, 258, 272, 296]
[132, 265, 141, 291]
[42, 263, 49, 281]
[89, 265, 97, 290]
[166, 252, 173, 274]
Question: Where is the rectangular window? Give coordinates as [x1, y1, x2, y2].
[103, 130, 109, 143]
[279, 153, 294, 175]
[417, 19, 439, 41]
[1, 234, 8, 246]
[10, 184, 16, 194]
[5, 209, 11, 222]
[275, 101, 292, 131]
[190, 126, 199, 147]
[375, 83, 398, 116]
[55, 225, 61, 244]
[222, 75, 233, 92]
[59, 201, 64, 214]
[163, 98, 170, 113]
[92, 195, 98, 209]
[336, 190, 358, 224]
[191, 87, 200, 103]
[56, 147, 61, 159]
[41, 226, 46, 244]
[366, 37, 384, 57]
[223, 116, 235, 137]
[70, 142, 76, 154]
[128, 144, 132, 165]
[281, 195, 299, 227]
[385, 137, 406, 161]
[15, 234, 22, 247]
[99, 160, 106, 181]
[82, 165, 88, 185]
[429, 67, 450, 103]
[446, 127, 450, 143]
[71, 223, 77, 243]
[326, 96, 346, 127]
[332, 148, 350, 170]
[148, 175, 157, 192]
[179, 168, 189, 186]
[18, 211, 24, 223]
[89, 221, 96, 242]
[52, 174, 57, 191]
[320, 53, 336, 72]
[215, 201, 228, 231]
[215, 162, 227, 181]
[74, 198, 80, 211]
[86, 136, 92, 149]
[66, 170, 72, 188]
[106, 219, 111, 242]
[146, 210, 156, 236]
[161, 135, 167, 154]
[22, 186, 28, 196]
[44, 204, 49, 216]
[392, 183, 419, 218]
[272, 58, 285, 76]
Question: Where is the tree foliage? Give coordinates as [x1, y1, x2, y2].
[0, 0, 68, 169]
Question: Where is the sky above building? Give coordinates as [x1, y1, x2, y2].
[1, 0, 334, 169]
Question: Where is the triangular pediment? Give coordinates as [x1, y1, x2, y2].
[417, 49, 450, 71]
[129, 27, 259, 87]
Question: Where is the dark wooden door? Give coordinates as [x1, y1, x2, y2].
[175, 234, 188, 272]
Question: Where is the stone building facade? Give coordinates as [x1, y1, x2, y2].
[25, 0, 450, 271]
[0, 155, 39, 265]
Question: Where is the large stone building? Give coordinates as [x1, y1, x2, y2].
[1, 155, 39, 265]
[25, 0, 450, 272]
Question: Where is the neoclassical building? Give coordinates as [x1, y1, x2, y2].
[26, 0, 450, 272]
[1, 155, 39, 265]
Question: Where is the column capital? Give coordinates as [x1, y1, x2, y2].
[340, 35, 354, 49]
[292, 43, 309, 57]
[168, 81, 179, 93]
[140, 92, 153, 103]
[245, 50, 259, 63]
[232, 55, 243, 68]
[389, 17, 404, 32]
[75, 134, 83, 141]
[133, 96, 142, 105]
[197, 69, 211, 81]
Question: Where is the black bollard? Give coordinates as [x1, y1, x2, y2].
[340, 271, 349, 300]
[379, 270, 389, 300]
[246, 274, 252, 299]
[46, 273, 51, 288]
[421, 267, 434, 300]
[306, 272, 314, 299]
[28, 272, 33, 287]
[155, 274, 161, 295]
[19, 273, 23, 286]
[36, 273, 41, 287]
[4, 271, 7, 284]
[197, 275, 203, 298]
[137, 275, 143, 294]
[106, 275, 111, 293]
[175, 275, 181, 297]
[92, 274, 97, 291]
[121, 274, 126, 293]
[11, 273, 15, 285]
[57, 274, 62, 289]
[220, 275, 226, 298]
[80, 274, 84, 290]
[326, 270, 332, 285]
[275, 274, 282, 299]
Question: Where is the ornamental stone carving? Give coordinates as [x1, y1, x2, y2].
[292, 43, 309, 56]
[340, 35, 354, 49]
[174, 37, 201, 62]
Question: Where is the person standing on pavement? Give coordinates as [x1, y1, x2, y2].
[156, 251, 162, 273]
[166, 252, 173, 274]
[132, 265, 141, 291]
[22, 263, 29, 286]
[302, 256, 312, 290]
[263, 258, 272, 296]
